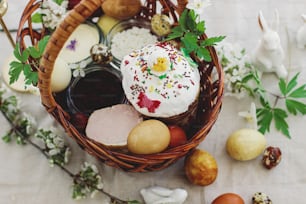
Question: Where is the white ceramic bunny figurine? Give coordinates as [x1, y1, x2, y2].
[252, 10, 288, 79]
[296, 14, 306, 49]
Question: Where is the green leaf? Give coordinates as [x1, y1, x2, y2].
[285, 99, 306, 115]
[2, 133, 12, 143]
[186, 10, 197, 32]
[257, 108, 273, 134]
[278, 78, 287, 95]
[28, 47, 41, 59]
[31, 12, 43, 23]
[241, 73, 255, 84]
[38, 35, 50, 55]
[251, 70, 262, 85]
[9, 61, 24, 84]
[165, 26, 183, 41]
[196, 47, 211, 61]
[54, 0, 65, 5]
[196, 20, 205, 34]
[288, 84, 306, 98]
[259, 95, 270, 108]
[178, 9, 188, 31]
[21, 49, 30, 63]
[286, 73, 299, 94]
[201, 36, 226, 47]
[23, 64, 38, 85]
[181, 32, 198, 52]
[13, 43, 22, 61]
[273, 108, 290, 138]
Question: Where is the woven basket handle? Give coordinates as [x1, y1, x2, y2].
[39, 0, 188, 110]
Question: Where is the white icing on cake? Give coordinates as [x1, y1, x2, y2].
[120, 42, 200, 118]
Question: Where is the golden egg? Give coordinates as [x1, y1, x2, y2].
[226, 128, 266, 161]
[184, 149, 218, 186]
[127, 120, 170, 154]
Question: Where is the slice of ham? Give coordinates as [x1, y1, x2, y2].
[85, 104, 143, 148]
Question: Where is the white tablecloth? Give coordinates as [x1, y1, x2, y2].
[0, 0, 306, 203]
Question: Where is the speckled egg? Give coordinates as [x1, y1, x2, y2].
[252, 192, 272, 204]
[226, 128, 267, 161]
[212, 193, 245, 204]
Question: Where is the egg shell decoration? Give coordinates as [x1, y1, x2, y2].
[226, 129, 267, 161]
[127, 119, 170, 154]
[212, 193, 245, 204]
[51, 57, 72, 92]
[57, 23, 102, 64]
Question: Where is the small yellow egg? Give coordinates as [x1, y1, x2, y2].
[97, 15, 120, 35]
[226, 128, 267, 161]
[127, 120, 170, 154]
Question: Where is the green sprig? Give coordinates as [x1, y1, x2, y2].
[9, 35, 50, 86]
[244, 71, 306, 138]
[166, 9, 225, 61]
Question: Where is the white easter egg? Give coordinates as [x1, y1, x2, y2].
[51, 57, 72, 92]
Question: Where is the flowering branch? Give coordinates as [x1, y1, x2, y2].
[0, 87, 140, 204]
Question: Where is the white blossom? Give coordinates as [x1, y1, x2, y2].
[216, 41, 255, 99]
[186, 0, 211, 15]
[21, 113, 37, 135]
[46, 141, 55, 149]
[238, 102, 258, 129]
[49, 148, 60, 156]
[41, 0, 68, 30]
[69, 58, 91, 78]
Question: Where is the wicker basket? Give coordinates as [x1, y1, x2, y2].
[17, 0, 224, 172]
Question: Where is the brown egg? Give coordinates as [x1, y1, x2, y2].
[212, 193, 245, 204]
[184, 149, 218, 186]
[102, 0, 142, 20]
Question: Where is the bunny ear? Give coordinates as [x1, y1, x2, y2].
[258, 10, 269, 32]
[272, 9, 280, 31]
